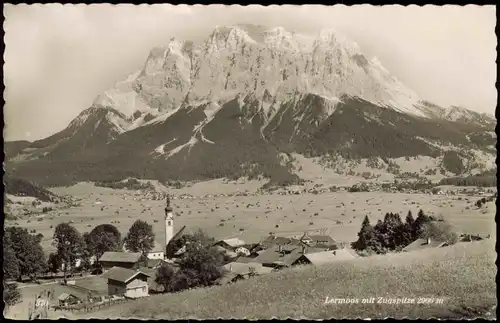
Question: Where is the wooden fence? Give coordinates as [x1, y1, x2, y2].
[52, 297, 135, 313]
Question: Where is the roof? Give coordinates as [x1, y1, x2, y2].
[58, 293, 72, 301]
[402, 239, 447, 252]
[216, 272, 245, 285]
[307, 235, 336, 245]
[57, 284, 107, 302]
[101, 266, 151, 284]
[300, 249, 357, 266]
[216, 238, 246, 248]
[146, 258, 163, 268]
[99, 252, 142, 263]
[253, 245, 327, 267]
[234, 256, 255, 264]
[223, 262, 273, 276]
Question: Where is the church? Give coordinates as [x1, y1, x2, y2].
[145, 194, 182, 262]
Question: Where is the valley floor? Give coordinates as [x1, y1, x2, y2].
[5, 181, 495, 255]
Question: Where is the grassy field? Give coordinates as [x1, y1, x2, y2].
[4, 181, 495, 254]
[69, 239, 496, 319]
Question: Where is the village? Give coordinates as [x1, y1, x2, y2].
[13, 187, 493, 320]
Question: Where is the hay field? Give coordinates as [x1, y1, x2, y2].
[6, 181, 495, 254]
[71, 239, 496, 319]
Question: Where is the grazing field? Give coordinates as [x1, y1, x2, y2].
[5, 181, 495, 254]
[70, 240, 496, 319]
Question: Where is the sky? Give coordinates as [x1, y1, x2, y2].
[3, 4, 497, 141]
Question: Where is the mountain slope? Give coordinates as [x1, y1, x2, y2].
[3, 174, 61, 202]
[5, 25, 496, 187]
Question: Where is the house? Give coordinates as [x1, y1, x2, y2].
[253, 245, 327, 269]
[214, 245, 238, 259]
[98, 252, 144, 271]
[58, 293, 80, 307]
[214, 238, 246, 251]
[233, 256, 256, 264]
[56, 284, 107, 307]
[144, 258, 165, 269]
[147, 242, 165, 260]
[291, 248, 358, 266]
[402, 238, 448, 253]
[261, 235, 298, 247]
[234, 246, 250, 256]
[223, 261, 273, 277]
[300, 234, 336, 248]
[460, 233, 491, 242]
[101, 266, 151, 299]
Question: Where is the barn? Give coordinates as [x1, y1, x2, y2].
[98, 252, 144, 270]
[101, 267, 151, 299]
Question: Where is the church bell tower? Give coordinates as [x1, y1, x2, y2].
[165, 194, 174, 255]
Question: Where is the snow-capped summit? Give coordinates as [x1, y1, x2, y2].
[89, 24, 434, 124]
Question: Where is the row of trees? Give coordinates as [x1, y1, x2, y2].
[352, 209, 458, 254]
[4, 220, 158, 284]
[4, 219, 159, 309]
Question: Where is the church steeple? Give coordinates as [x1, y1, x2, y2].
[164, 194, 174, 258]
[165, 194, 173, 214]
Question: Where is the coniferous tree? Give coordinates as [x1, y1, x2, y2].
[352, 215, 376, 251]
[413, 209, 431, 239]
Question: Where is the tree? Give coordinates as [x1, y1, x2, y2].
[6, 227, 47, 281]
[405, 211, 415, 228]
[158, 230, 225, 293]
[47, 252, 62, 274]
[420, 221, 458, 245]
[124, 220, 155, 255]
[155, 263, 176, 292]
[401, 211, 416, 246]
[413, 209, 431, 239]
[53, 223, 85, 281]
[86, 224, 123, 259]
[3, 232, 20, 280]
[3, 283, 21, 307]
[351, 215, 376, 251]
[175, 231, 226, 289]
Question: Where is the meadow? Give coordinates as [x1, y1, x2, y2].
[6, 180, 495, 254]
[71, 239, 496, 319]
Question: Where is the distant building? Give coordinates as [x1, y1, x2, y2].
[300, 233, 337, 248]
[165, 195, 175, 258]
[58, 293, 80, 307]
[235, 246, 251, 256]
[56, 284, 107, 307]
[214, 238, 246, 251]
[402, 238, 448, 253]
[99, 252, 144, 271]
[147, 241, 165, 260]
[253, 245, 327, 269]
[101, 267, 151, 299]
[292, 249, 358, 266]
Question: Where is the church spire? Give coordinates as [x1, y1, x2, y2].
[165, 194, 173, 213]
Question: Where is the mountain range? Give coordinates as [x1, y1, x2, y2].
[5, 24, 496, 187]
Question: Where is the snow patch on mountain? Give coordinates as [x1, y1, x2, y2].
[164, 136, 199, 160]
